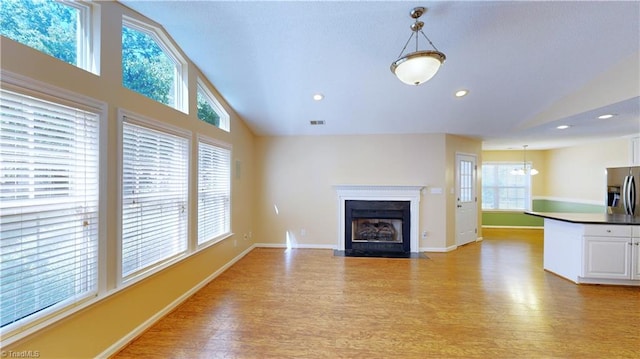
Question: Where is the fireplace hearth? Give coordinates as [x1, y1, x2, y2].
[345, 200, 410, 257]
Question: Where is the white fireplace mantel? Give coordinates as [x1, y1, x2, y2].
[334, 185, 424, 253]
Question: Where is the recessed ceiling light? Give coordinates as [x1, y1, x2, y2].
[455, 89, 469, 98]
[313, 93, 324, 101]
[310, 120, 325, 125]
[598, 114, 615, 119]
[556, 125, 570, 130]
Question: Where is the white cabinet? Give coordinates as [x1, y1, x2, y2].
[583, 236, 631, 279]
[633, 226, 640, 279]
[540, 216, 640, 286]
[582, 225, 640, 282]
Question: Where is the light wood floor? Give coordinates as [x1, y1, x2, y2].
[114, 229, 640, 358]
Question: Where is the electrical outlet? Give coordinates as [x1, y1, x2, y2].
[233, 239, 237, 247]
[301, 229, 306, 236]
[244, 233, 248, 240]
[422, 231, 428, 238]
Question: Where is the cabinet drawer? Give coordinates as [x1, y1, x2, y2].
[633, 226, 640, 238]
[583, 225, 632, 237]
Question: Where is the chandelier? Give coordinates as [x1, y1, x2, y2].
[390, 7, 446, 86]
[511, 145, 539, 176]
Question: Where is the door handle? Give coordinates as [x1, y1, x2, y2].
[629, 175, 636, 215]
[623, 176, 631, 215]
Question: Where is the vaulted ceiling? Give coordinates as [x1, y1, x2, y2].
[121, 1, 640, 150]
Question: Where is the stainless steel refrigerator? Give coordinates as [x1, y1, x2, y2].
[606, 166, 640, 216]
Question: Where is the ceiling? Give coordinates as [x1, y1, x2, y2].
[120, 1, 640, 150]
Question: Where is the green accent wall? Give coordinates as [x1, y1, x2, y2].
[532, 199, 605, 213]
[482, 199, 606, 227]
[482, 211, 543, 226]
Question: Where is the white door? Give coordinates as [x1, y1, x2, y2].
[456, 153, 477, 246]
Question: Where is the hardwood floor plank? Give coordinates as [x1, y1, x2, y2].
[113, 233, 640, 358]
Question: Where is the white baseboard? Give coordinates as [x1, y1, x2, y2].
[254, 242, 337, 250]
[421, 245, 457, 253]
[482, 225, 543, 229]
[97, 244, 256, 358]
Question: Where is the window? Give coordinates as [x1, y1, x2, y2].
[197, 79, 230, 132]
[0, 87, 100, 330]
[121, 114, 189, 282]
[482, 162, 532, 210]
[459, 158, 474, 203]
[122, 18, 186, 112]
[0, 0, 96, 73]
[198, 138, 231, 245]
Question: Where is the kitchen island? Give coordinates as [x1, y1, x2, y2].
[525, 211, 640, 286]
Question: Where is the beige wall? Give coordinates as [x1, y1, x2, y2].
[482, 138, 633, 204]
[545, 138, 630, 202]
[2, 2, 256, 357]
[254, 134, 482, 251]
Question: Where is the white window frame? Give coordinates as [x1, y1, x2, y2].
[117, 109, 191, 287]
[121, 16, 188, 113]
[66, 0, 100, 74]
[197, 136, 232, 248]
[481, 161, 533, 211]
[0, 70, 107, 344]
[196, 78, 230, 132]
[0, 1, 99, 74]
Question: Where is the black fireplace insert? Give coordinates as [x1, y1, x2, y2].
[344, 200, 410, 256]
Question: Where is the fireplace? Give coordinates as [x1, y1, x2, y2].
[334, 185, 423, 255]
[345, 200, 410, 254]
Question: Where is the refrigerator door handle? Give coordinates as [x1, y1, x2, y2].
[622, 176, 630, 215]
[628, 175, 636, 215]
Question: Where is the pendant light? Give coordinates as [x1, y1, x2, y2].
[390, 7, 446, 86]
[511, 145, 539, 176]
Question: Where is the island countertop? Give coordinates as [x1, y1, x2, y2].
[524, 211, 640, 225]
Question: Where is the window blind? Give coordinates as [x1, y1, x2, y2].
[121, 119, 188, 280]
[197, 140, 231, 245]
[0, 88, 99, 329]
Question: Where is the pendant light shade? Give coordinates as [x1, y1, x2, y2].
[391, 50, 446, 85]
[391, 7, 446, 86]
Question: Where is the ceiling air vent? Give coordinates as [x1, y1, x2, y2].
[310, 120, 325, 125]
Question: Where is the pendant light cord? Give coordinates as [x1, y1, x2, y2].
[396, 28, 441, 59]
[419, 30, 441, 52]
[396, 31, 416, 59]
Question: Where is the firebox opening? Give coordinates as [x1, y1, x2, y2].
[352, 219, 402, 243]
[345, 200, 411, 256]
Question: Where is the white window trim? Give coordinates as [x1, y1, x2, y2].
[196, 78, 230, 132]
[64, 0, 100, 74]
[122, 16, 188, 113]
[0, 70, 107, 346]
[8, 0, 100, 74]
[196, 134, 233, 250]
[116, 108, 192, 288]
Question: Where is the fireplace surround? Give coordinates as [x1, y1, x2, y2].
[334, 185, 423, 255]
